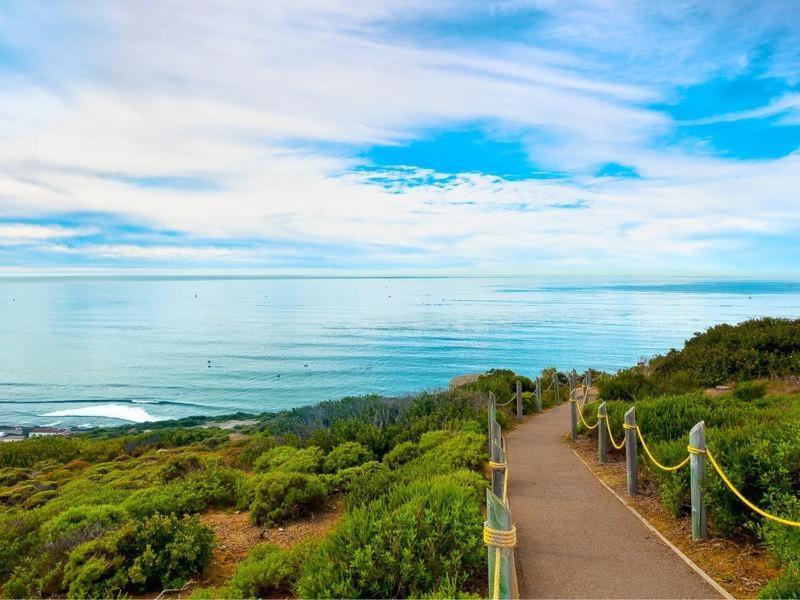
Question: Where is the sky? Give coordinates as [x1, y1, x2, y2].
[0, 1, 799, 275]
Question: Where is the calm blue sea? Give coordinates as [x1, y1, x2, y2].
[1, 276, 799, 428]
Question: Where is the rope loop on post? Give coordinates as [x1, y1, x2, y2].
[483, 524, 517, 548]
[489, 460, 507, 471]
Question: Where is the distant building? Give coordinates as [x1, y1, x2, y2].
[29, 427, 71, 438]
[0, 427, 26, 442]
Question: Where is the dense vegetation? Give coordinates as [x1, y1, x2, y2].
[589, 317, 800, 598]
[0, 374, 545, 599]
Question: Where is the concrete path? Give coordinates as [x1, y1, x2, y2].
[506, 401, 722, 599]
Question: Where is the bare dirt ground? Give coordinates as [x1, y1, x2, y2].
[146, 503, 344, 599]
[571, 436, 781, 599]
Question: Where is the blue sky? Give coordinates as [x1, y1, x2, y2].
[0, 1, 799, 274]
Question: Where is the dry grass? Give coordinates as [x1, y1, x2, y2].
[571, 436, 780, 599]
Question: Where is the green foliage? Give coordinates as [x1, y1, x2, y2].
[418, 430, 487, 471]
[733, 381, 767, 401]
[0, 379, 502, 598]
[331, 461, 394, 509]
[161, 453, 204, 482]
[652, 317, 800, 387]
[382, 441, 420, 468]
[247, 471, 328, 526]
[323, 441, 374, 473]
[296, 477, 484, 598]
[758, 567, 800, 599]
[598, 368, 657, 402]
[40, 505, 127, 555]
[463, 368, 534, 405]
[253, 446, 324, 474]
[62, 514, 213, 598]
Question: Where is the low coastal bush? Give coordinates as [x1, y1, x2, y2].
[296, 476, 484, 598]
[382, 440, 420, 468]
[247, 471, 328, 526]
[0, 375, 499, 598]
[323, 441, 374, 473]
[732, 380, 767, 401]
[61, 514, 213, 598]
[253, 445, 324, 474]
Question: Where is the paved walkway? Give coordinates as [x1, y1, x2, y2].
[506, 401, 721, 599]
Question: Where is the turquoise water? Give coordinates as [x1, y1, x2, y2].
[1, 276, 799, 427]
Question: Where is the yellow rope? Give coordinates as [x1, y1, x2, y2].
[636, 425, 690, 472]
[572, 398, 599, 430]
[489, 460, 507, 470]
[483, 524, 517, 547]
[706, 449, 800, 528]
[604, 415, 626, 450]
[484, 524, 516, 599]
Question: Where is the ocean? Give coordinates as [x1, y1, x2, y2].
[1, 276, 799, 428]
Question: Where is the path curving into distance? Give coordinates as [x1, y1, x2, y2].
[506, 399, 722, 599]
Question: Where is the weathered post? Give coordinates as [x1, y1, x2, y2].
[485, 489, 518, 599]
[598, 402, 608, 464]
[487, 392, 497, 453]
[515, 380, 523, 422]
[569, 387, 578, 440]
[568, 371, 576, 392]
[553, 373, 560, 404]
[535, 378, 542, 412]
[587, 369, 593, 388]
[490, 441, 506, 499]
[690, 421, 707, 540]
[624, 406, 638, 495]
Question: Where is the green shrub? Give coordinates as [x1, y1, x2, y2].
[323, 442, 374, 473]
[295, 477, 484, 598]
[758, 567, 800, 599]
[161, 453, 204, 482]
[253, 446, 324, 474]
[733, 381, 767, 401]
[227, 543, 294, 597]
[598, 368, 657, 402]
[382, 441, 420, 469]
[235, 433, 277, 469]
[247, 472, 328, 526]
[329, 461, 393, 508]
[62, 514, 214, 598]
[40, 505, 127, 555]
[418, 431, 486, 472]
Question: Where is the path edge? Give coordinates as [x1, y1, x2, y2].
[570, 448, 735, 600]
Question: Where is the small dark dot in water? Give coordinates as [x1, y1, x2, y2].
[304, 364, 308, 367]
[194, 294, 197, 298]
[276, 374, 281, 378]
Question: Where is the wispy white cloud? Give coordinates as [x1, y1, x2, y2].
[0, 1, 798, 273]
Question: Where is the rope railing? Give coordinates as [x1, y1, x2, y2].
[484, 392, 519, 599]
[568, 391, 800, 537]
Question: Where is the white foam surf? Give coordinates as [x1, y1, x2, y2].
[42, 404, 159, 423]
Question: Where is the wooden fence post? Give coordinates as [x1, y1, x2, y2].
[485, 490, 518, 599]
[535, 378, 542, 412]
[598, 402, 607, 464]
[568, 371, 576, 391]
[491, 440, 506, 499]
[553, 374, 560, 404]
[515, 380, 523, 422]
[487, 392, 497, 453]
[690, 421, 707, 540]
[570, 387, 578, 440]
[624, 406, 638, 496]
[587, 369, 593, 388]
